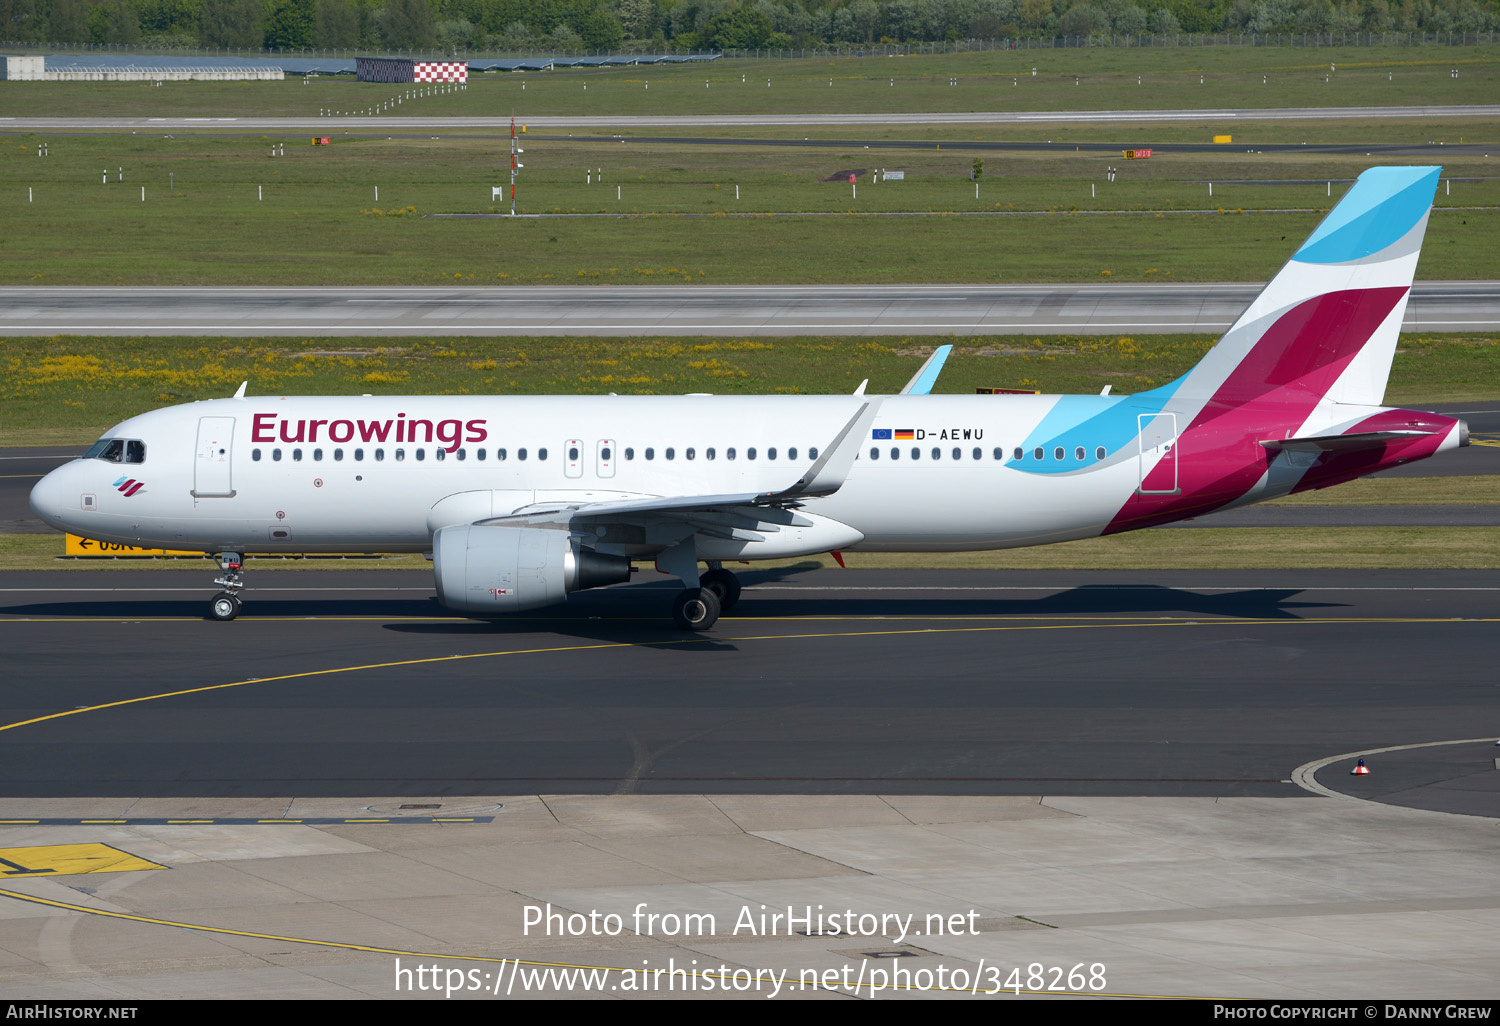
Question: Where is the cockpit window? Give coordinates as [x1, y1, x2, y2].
[83, 438, 146, 464]
[84, 439, 125, 463]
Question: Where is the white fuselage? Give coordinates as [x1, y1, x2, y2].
[31, 392, 1191, 558]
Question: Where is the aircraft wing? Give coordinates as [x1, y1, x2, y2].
[900, 345, 951, 395]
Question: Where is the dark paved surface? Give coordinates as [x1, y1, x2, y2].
[1, 568, 1495, 811]
[3, 283, 1498, 336]
[1322, 742, 1500, 817]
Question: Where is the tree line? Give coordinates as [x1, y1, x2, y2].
[2, 0, 1495, 55]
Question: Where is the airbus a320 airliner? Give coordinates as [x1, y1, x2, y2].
[31, 166, 1468, 629]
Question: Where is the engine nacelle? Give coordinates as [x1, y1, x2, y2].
[432, 524, 632, 615]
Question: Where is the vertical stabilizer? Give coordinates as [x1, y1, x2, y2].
[1170, 166, 1440, 408]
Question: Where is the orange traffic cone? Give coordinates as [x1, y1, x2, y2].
[1351, 758, 1370, 776]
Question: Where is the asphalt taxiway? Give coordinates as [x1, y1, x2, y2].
[9, 104, 1500, 132]
[4, 282, 1499, 336]
[2, 567, 1495, 812]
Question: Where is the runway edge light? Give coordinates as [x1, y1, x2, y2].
[1351, 759, 1371, 776]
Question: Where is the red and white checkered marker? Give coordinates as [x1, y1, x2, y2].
[1351, 758, 1370, 776]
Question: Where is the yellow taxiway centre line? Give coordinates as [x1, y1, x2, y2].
[0, 618, 1488, 739]
[0, 885, 1185, 999]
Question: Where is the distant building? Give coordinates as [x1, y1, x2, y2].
[356, 58, 468, 84]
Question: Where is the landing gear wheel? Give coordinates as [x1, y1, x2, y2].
[672, 587, 720, 631]
[699, 568, 741, 613]
[209, 592, 241, 622]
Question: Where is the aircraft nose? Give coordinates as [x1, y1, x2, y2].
[29, 466, 75, 532]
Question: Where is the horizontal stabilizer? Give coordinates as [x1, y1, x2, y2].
[1260, 430, 1432, 454]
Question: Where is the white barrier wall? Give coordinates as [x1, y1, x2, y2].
[1, 56, 45, 80]
[42, 67, 284, 81]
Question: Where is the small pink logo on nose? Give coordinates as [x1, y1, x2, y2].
[112, 476, 145, 497]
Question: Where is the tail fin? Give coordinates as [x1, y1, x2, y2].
[1171, 166, 1440, 408]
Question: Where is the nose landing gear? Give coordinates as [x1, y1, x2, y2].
[209, 552, 245, 621]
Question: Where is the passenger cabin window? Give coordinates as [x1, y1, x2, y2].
[538, 448, 548, 461]
[252, 449, 262, 462]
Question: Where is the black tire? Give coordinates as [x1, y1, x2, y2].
[699, 568, 741, 612]
[209, 592, 240, 621]
[671, 587, 720, 631]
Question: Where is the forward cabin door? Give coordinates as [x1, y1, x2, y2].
[192, 417, 237, 498]
[1137, 413, 1179, 495]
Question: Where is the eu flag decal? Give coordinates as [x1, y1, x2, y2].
[871, 428, 892, 440]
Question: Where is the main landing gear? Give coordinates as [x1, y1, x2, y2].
[670, 564, 742, 631]
[209, 552, 245, 621]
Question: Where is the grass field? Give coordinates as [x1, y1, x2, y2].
[3, 45, 1498, 118]
[3, 333, 1495, 444]
[2, 128, 1497, 285]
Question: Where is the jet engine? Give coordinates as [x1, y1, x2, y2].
[432, 524, 632, 615]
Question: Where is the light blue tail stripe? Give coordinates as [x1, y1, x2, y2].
[1294, 166, 1440, 265]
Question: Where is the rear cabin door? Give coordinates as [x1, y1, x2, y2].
[192, 417, 237, 498]
[1137, 413, 1179, 495]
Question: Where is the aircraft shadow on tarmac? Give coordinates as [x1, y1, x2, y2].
[3, 570, 1342, 642]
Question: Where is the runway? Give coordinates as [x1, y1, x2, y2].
[1, 567, 1495, 813]
[7, 104, 1500, 132]
[4, 282, 1499, 336]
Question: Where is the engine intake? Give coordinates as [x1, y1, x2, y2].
[432, 525, 632, 615]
